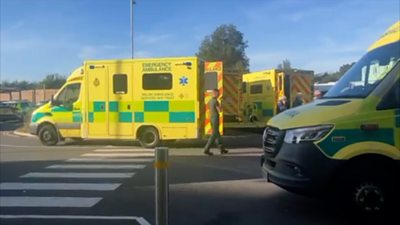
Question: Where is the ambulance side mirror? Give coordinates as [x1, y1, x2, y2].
[50, 95, 59, 106]
[50, 95, 54, 106]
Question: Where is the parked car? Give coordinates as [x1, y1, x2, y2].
[3, 100, 35, 116]
[0, 102, 23, 122]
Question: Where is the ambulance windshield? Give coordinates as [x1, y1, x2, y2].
[324, 41, 400, 98]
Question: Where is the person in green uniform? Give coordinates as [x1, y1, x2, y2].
[204, 89, 228, 156]
[293, 92, 304, 107]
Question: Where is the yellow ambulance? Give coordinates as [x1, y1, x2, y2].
[243, 69, 313, 122]
[222, 69, 314, 129]
[261, 21, 400, 213]
[30, 57, 224, 147]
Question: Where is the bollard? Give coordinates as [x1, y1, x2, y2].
[155, 147, 169, 225]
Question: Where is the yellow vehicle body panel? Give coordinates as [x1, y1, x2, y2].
[235, 69, 314, 127]
[268, 21, 400, 160]
[32, 56, 200, 141]
[242, 69, 278, 123]
[368, 21, 400, 52]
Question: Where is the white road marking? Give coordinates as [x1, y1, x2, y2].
[0, 182, 121, 191]
[221, 153, 262, 157]
[0, 215, 151, 225]
[46, 164, 146, 169]
[20, 172, 135, 178]
[94, 149, 154, 153]
[66, 158, 153, 162]
[81, 153, 154, 157]
[0, 197, 101, 207]
[0, 144, 95, 149]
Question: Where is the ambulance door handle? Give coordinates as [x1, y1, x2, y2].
[360, 123, 379, 131]
[127, 105, 131, 110]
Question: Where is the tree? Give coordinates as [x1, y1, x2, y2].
[39, 74, 66, 89]
[197, 24, 249, 73]
[277, 59, 292, 72]
[338, 63, 355, 75]
[314, 62, 355, 83]
[0, 80, 37, 90]
[0, 73, 66, 91]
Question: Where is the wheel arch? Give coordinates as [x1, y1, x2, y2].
[331, 153, 400, 213]
[135, 125, 161, 140]
[332, 141, 399, 160]
[37, 121, 57, 136]
[333, 153, 399, 183]
[346, 153, 398, 169]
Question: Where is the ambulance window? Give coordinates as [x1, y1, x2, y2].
[250, 84, 262, 94]
[377, 79, 400, 110]
[55, 83, 81, 108]
[113, 74, 127, 94]
[143, 73, 172, 90]
[324, 41, 400, 98]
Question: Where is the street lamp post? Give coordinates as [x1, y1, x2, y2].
[130, 0, 135, 59]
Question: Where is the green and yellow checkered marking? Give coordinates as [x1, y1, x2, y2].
[88, 100, 196, 123]
[243, 101, 274, 118]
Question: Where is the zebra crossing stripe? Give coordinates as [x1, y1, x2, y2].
[0, 182, 121, 191]
[66, 158, 153, 162]
[46, 164, 146, 169]
[20, 172, 135, 178]
[81, 153, 154, 157]
[94, 149, 155, 153]
[0, 215, 151, 225]
[0, 197, 101, 207]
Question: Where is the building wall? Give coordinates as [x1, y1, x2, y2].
[0, 89, 59, 103]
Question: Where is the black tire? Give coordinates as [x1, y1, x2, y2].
[38, 124, 59, 146]
[337, 163, 396, 215]
[139, 127, 160, 148]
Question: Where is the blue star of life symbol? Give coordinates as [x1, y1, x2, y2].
[179, 76, 188, 86]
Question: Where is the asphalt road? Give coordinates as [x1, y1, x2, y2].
[0, 121, 394, 225]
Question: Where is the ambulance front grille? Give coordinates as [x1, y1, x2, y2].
[263, 126, 285, 156]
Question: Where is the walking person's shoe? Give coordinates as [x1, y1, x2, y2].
[203, 150, 214, 156]
[219, 145, 228, 154]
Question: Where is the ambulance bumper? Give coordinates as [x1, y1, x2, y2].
[261, 142, 344, 195]
[29, 123, 38, 135]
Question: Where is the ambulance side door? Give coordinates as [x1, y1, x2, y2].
[87, 65, 108, 137]
[108, 62, 133, 136]
[376, 79, 400, 150]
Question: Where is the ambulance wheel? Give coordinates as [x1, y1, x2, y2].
[139, 127, 159, 148]
[39, 124, 58, 146]
[337, 159, 396, 214]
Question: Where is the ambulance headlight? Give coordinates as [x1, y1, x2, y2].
[284, 125, 333, 144]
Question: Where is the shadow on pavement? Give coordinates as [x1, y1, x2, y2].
[1, 158, 396, 225]
[168, 179, 397, 225]
[61, 130, 262, 149]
